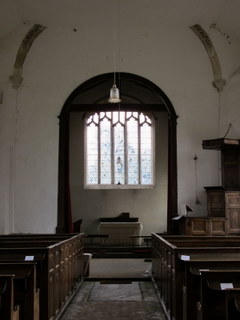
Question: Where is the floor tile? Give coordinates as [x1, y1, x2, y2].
[61, 281, 166, 320]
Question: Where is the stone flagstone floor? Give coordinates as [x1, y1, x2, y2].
[60, 280, 167, 320]
[89, 258, 152, 278]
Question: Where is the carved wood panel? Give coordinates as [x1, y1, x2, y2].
[226, 192, 240, 234]
[207, 191, 225, 217]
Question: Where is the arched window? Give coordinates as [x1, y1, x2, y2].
[85, 111, 154, 188]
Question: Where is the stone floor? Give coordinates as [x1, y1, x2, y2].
[61, 280, 167, 320]
[89, 258, 152, 278]
[60, 258, 167, 320]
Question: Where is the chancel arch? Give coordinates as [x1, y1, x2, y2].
[56, 72, 177, 234]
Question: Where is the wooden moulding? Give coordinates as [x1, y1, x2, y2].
[202, 138, 240, 150]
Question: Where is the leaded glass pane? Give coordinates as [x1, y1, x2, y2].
[141, 155, 152, 184]
[93, 113, 99, 124]
[100, 116, 111, 184]
[100, 155, 111, 184]
[86, 123, 98, 184]
[128, 155, 139, 184]
[114, 123, 125, 184]
[113, 111, 125, 125]
[127, 116, 139, 184]
[139, 113, 145, 123]
[113, 111, 118, 125]
[141, 123, 152, 184]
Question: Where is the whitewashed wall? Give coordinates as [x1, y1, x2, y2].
[0, 7, 240, 233]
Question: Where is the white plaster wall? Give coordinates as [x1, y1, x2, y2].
[0, 25, 60, 233]
[0, 4, 239, 233]
[220, 64, 240, 139]
[70, 112, 168, 235]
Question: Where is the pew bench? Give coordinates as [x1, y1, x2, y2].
[0, 262, 39, 320]
[152, 233, 240, 320]
[226, 290, 240, 320]
[184, 266, 240, 320]
[0, 233, 85, 320]
[199, 270, 240, 320]
[181, 254, 240, 320]
[0, 275, 20, 320]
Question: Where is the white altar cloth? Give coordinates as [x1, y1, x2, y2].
[99, 222, 143, 245]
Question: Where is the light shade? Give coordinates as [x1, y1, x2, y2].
[108, 84, 121, 103]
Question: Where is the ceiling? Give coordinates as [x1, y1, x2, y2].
[1, 0, 240, 41]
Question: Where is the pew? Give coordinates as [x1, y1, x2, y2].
[199, 270, 240, 320]
[0, 263, 39, 320]
[0, 233, 85, 320]
[184, 267, 240, 320]
[151, 234, 240, 320]
[226, 290, 240, 319]
[0, 275, 19, 320]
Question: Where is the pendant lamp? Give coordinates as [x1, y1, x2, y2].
[108, 0, 121, 104]
[108, 83, 121, 103]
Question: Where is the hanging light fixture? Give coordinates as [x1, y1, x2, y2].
[108, 76, 121, 103]
[108, 0, 121, 104]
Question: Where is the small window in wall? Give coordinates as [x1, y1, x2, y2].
[85, 111, 155, 189]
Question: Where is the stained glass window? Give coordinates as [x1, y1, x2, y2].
[85, 111, 154, 188]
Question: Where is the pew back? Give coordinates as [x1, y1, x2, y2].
[0, 275, 19, 320]
[0, 233, 85, 320]
[200, 270, 240, 320]
[152, 233, 240, 320]
[0, 262, 39, 320]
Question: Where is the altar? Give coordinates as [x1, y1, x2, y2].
[99, 222, 143, 245]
